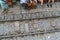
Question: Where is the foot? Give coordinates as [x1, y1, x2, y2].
[47, 4, 49, 7]
[50, 4, 52, 7]
[8, 11, 13, 13]
[7, 11, 13, 14]
[1, 12, 5, 15]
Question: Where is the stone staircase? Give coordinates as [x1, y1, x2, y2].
[0, 2, 60, 40]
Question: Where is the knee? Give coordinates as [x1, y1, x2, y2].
[52, 0, 54, 2]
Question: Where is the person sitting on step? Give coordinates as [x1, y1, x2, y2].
[20, 0, 28, 9]
[0, 0, 12, 14]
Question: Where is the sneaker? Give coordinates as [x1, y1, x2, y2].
[50, 4, 52, 7]
[47, 4, 49, 7]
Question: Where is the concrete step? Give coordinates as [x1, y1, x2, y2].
[0, 11, 60, 22]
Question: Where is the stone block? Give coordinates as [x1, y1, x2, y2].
[14, 21, 20, 34]
[36, 13, 40, 18]
[51, 11, 56, 17]
[5, 14, 14, 20]
[22, 13, 31, 19]
[52, 11, 60, 17]
[38, 19, 51, 31]
[0, 14, 4, 20]
[19, 21, 26, 33]
[39, 12, 44, 18]
[22, 13, 27, 19]
[42, 11, 52, 18]
[28, 20, 35, 32]
[42, 11, 48, 17]
[2, 22, 15, 35]
[14, 14, 22, 20]
[31, 13, 37, 19]
[0, 23, 4, 35]
[26, 13, 32, 19]
[56, 18, 60, 28]
[24, 22, 29, 33]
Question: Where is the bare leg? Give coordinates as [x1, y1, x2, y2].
[40, 0, 43, 6]
[38, 0, 44, 8]
[47, 0, 51, 7]
[52, 0, 54, 3]
[38, 0, 43, 5]
[2, 11, 5, 14]
[47, 0, 54, 7]
[6, 8, 13, 14]
[1, 9, 6, 14]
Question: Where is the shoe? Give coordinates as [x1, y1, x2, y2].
[50, 4, 52, 7]
[47, 4, 49, 7]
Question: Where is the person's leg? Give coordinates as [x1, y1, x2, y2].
[50, 0, 54, 7]
[47, 0, 51, 7]
[48, 0, 51, 3]
[22, 3, 24, 7]
[2, 7, 9, 14]
[7, 7, 13, 14]
[1, 10, 5, 14]
[40, 0, 44, 8]
[52, 0, 54, 3]
[25, 3, 28, 9]
[1, 8, 6, 14]
[38, 0, 43, 5]
[6, 7, 9, 13]
[47, 0, 49, 7]
[21, 3, 26, 9]
[23, 3, 27, 9]
[40, 0, 43, 6]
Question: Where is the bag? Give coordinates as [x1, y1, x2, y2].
[27, 0, 37, 9]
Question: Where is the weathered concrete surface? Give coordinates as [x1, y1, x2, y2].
[0, 17, 60, 35]
[0, 2, 60, 40]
